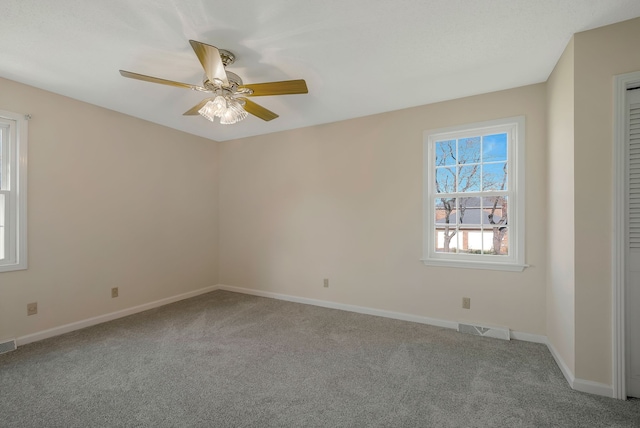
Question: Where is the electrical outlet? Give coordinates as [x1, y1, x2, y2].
[323, 278, 329, 288]
[27, 302, 38, 316]
[111, 287, 119, 298]
[462, 297, 471, 310]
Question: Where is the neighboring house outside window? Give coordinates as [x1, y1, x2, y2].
[0, 110, 28, 272]
[422, 116, 526, 271]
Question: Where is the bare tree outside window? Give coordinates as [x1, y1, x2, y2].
[485, 162, 508, 255]
[435, 138, 481, 251]
[434, 133, 508, 255]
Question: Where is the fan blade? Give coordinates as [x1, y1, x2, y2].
[189, 40, 229, 87]
[119, 70, 206, 91]
[240, 79, 308, 97]
[183, 98, 213, 116]
[240, 98, 279, 121]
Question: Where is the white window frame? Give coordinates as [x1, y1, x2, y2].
[422, 116, 526, 271]
[0, 109, 28, 273]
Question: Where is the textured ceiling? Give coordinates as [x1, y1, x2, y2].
[2, 1, 640, 141]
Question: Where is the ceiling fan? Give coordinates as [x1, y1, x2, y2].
[119, 40, 308, 125]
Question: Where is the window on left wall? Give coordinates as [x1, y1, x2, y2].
[0, 110, 28, 272]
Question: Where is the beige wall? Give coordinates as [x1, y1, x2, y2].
[572, 17, 640, 385]
[0, 78, 219, 342]
[219, 84, 548, 334]
[546, 38, 575, 374]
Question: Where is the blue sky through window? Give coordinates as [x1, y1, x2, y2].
[482, 133, 507, 162]
[434, 132, 508, 194]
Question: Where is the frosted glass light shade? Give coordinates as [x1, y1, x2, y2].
[198, 95, 248, 124]
[219, 99, 248, 124]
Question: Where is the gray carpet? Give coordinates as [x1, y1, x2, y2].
[1, 290, 638, 427]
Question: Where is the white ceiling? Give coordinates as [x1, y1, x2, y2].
[2, 1, 640, 142]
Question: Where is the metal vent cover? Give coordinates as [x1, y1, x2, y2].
[458, 323, 510, 341]
[0, 339, 16, 354]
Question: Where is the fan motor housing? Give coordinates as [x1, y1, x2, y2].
[218, 49, 235, 67]
[203, 71, 243, 92]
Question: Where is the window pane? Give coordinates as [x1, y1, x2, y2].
[435, 198, 457, 253]
[435, 140, 456, 166]
[482, 196, 508, 226]
[435, 226, 457, 253]
[458, 226, 484, 254]
[435, 167, 456, 193]
[458, 197, 481, 225]
[483, 196, 508, 255]
[483, 162, 507, 191]
[435, 198, 456, 224]
[487, 227, 508, 255]
[458, 136, 481, 163]
[482, 133, 507, 162]
[458, 165, 480, 192]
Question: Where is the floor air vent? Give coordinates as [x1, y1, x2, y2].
[0, 339, 17, 354]
[458, 323, 510, 341]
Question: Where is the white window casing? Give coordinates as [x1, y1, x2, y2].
[422, 116, 526, 271]
[628, 92, 640, 250]
[0, 110, 28, 273]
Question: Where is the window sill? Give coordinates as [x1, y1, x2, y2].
[421, 258, 528, 272]
[0, 262, 27, 273]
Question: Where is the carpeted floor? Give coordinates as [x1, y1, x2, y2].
[1, 290, 639, 427]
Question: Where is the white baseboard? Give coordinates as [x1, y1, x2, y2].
[216, 284, 459, 330]
[546, 339, 576, 387]
[573, 378, 614, 398]
[217, 284, 544, 344]
[16, 285, 219, 346]
[510, 331, 547, 344]
[545, 339, 613, 398]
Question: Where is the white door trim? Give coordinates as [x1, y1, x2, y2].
[613, 70, 640, 400]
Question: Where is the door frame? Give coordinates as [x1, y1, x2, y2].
[613, 70, 640, 400]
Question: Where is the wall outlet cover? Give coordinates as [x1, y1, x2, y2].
[27, 302, 38, 316]
[462, 297, 471, 309]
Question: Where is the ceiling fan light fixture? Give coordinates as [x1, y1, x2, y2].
[197, 99, 218, 122]
[198, 95, 248, 124]
[121, 40, 307, 125]
[212, 94, 228, 112]
[219, 98, 248, 124]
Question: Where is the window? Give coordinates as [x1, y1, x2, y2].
[422, 116, 526, 271]
[0, 110, 28, 272]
